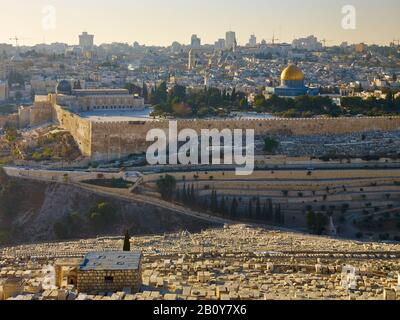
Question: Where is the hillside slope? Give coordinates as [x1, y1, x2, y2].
[0, 172, 218, 245]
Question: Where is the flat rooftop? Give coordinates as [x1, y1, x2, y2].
[78, 108, 154, 122]
[79, 251, 141, 271]
[73, 89, 130, 96]
[231, 112, 276, 120]
[78, 109, 276, 123]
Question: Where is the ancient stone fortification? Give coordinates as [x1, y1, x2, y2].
[54, 105, 92, 157]
[3, 93, 400, 162]
[0, 113, 19, 128]
[0, 97, 53, 129]
[18, 101, 53, 128]
[89, 116, 400, 161]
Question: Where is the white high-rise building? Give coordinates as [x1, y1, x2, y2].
[191, 35, 201, 48]
[291, 35, 322, 51]
[247, 34, 257, 47]
[214, 39, 226, 50]
[79, 32, 94, 50]
[225, 31, 237, 51]
[0, 80, 9, 101]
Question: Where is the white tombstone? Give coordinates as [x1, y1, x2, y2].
[341, 265, 358, 291]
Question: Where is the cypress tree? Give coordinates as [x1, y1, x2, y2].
[230, 197, 238, 218]
[231, 87, 236, 102]
[256, 197, 261, 219]
[182, 184, 187, 203]
[274, 204, 282, 224]
[214, 191, 219, 213]
[262, 201, 268, 221]
[191, 184, 195, 203]
[220, 196, 226, 216]
[267, 199, 273, 221]
[248, 200, 253, 219]
[210, 190, 218, 212]
[142, 81, 148, 102]
[123, 230, 131, 252]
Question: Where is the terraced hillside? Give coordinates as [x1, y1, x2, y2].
[143, 170, 400, 240]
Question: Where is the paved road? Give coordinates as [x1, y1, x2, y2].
[74, 181, 230, 225]
[1, 165, 231, 225]
[7, 161, 400, 174]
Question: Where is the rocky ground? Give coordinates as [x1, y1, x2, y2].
[0, 175, 218, 245]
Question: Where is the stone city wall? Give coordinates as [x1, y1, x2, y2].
[5, 101, 400, 163]
[0, 99, 53, 130]
[0, 113, 19, 128]
[18, 101, 53, 128]
[54, 105, 92, 157]
[89, 116, 400, 161]
[2, 166, 138, 184]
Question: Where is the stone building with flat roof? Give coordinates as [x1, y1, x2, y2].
[76, 251, 142, 294]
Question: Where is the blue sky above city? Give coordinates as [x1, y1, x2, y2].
[1, 0, 399, 46]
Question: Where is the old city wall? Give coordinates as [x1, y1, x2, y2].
[89, 116, 400, 161]
[27, 101, 53, 127]
[54, 105, 92, 157]
[18, 101, 53, 128]
[91, 120, 169, 161]
[0, 99, 53, 129]
[0, 113, 19, 128]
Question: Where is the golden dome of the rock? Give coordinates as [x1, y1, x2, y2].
[281, 64, 305, 81]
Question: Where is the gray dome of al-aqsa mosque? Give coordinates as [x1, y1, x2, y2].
[56, 80, 72, 95]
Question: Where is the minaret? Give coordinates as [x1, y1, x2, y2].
[188, 49, 194, 71]
[204, 72, 210, 88]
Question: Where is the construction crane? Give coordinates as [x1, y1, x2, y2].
[9, 36, 30, 47]
[268, 33, 280, 46]
[392, 39, 400, 46]
[321, 39, 332, 47]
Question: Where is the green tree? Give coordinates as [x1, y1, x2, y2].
[125, 83, 142, 95]
[307, 210, 328, 235]
[248, 200, 253, 219]
[190, 184, 196, 205]
[210, 190, 219, 213]
[263, 137, 279, 153]
[182, 184, 187, 203]
[5, 127, 18, 143]
[53, 222, 69, 239]
[230, 198, 238, 218]
[89, 202, 117, 230]
[239, 98, 249, 110]
[123, 230, 131, 251]
[219, 196, 226, 216]
[255, 197, 261, 219]
[142, 82, 149, 102]
[274, 204, 282, 224]
[15, 91, 22, 101]
[156, 175, 177, 200]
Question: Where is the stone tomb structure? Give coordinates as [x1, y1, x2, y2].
[76, 251, 142, 294]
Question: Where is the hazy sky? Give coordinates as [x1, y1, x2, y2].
[1, 0, 399, 46]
